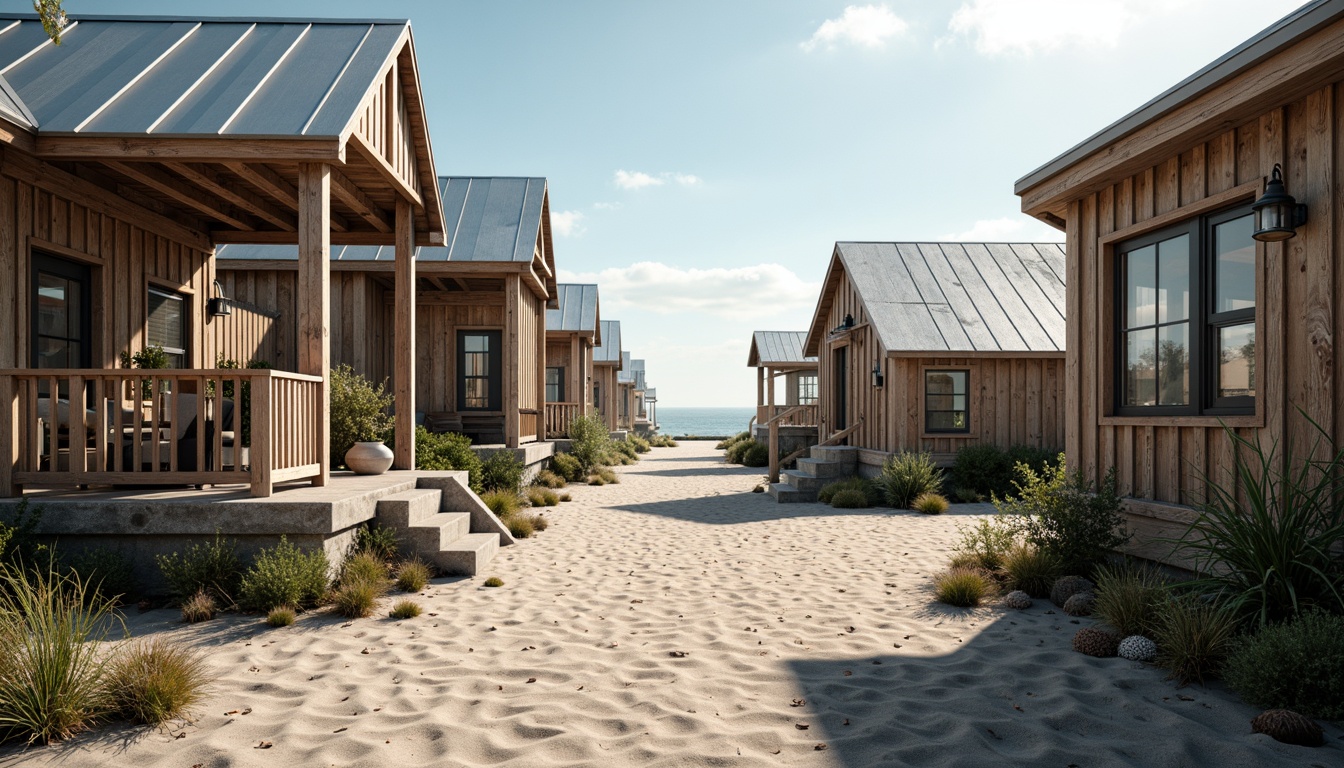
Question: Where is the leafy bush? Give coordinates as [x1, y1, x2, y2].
[1224, 611, 1344, 719]
[506, 514, 537, 539]
[830, 489, 870, 509]
[332, 579, 380, 619]
[567, 414, 612, 473]
[717, 431, 750, 450]
[878, 452, 943, 509]
[266, 606, 296, 627]
[650, 434, 678, 448]
[1001, 544, 1060, 598]
[613, 441, 640, 463]
[528, 487, 559, 507]
[483, 576, 504, 587]
[558, 492, 572, 502]
[352, 524, 399, 563]
[627, 434, 651, 454]
[390, 599, 423, 619]
[179, 590, 216, 624]
[954, 516, 1017, 572]
[1093, 562, 1167, 637]
[156, 532, 243, 605]
[954, 444, 1062, 500]
[589, 467, 619, 485]
[1172, 421, 1344, 627]
[480, 450, 526, 494]
[238, 537, 330, 613]
[741, 442, 770, 468]
[341, 552, 389, 586]
[415, 427, 484, 492]
[994, 460, 1129, 577]
[481, 490, 523, 518]
[952, 487, 982, 504]
[1152, 595, 1238, 685]
[934, 567, 996, 607]
[535, 469, 567, 489]
[106, 638, 212, 726]
[329, 364, 393, 469]
[912, 492, 950, 514]
[396, 560, 432, 593]
[818, 477, 882, 506]
[550, 452, 584, 483]
[62, 547, 136, 604]
[0, 498, 44, 566]
[0, 563, 120, 745]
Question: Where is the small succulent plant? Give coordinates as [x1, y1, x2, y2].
[1051, 575, 1095, 607]
[1072, 626, 1120, 658]
[1003, 590, 1032, 610]
[1117, 635, 1157, 662]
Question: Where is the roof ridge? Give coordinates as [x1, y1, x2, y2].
[0, 12, 411, 25]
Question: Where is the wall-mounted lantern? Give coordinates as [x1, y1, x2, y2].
[871, 360, 884, 388]
[1251, 164, 1308, 242]
[207, 280, 233, 317]
[831, 313, 855, 335]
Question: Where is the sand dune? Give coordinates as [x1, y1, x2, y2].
[8, 441, 1341, 767]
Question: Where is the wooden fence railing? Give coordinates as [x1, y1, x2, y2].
[545, 402, 582, 438]
[757, 403, 819, 427]
[0, 368, 324, 498]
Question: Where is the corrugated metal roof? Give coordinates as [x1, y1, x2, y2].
[546, 284, 599, 334]
[216, 176, 548, 264]
[809, 243, 1066, 355]
[618, 352, 634, 383]
[644, 387, 656, 402]
[631, 359, 646, 390]
[594, 320, 622, 364]
[0, 14, 412, 138]
[748, 330, 815, 367]
[0, 73, 34, 129]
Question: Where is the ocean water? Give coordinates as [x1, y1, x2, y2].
[656, 407, 755, 438]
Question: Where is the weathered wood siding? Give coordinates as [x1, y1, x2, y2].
[594, 364, 620, 429]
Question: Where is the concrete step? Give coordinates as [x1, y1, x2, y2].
[811, 445, 860, 464]
[375, 488, 444, 528]
[404, 512, 472, 553]
[433, 533, 500, 576]
[782, 470, 826, 492]
[767, 482, 815, 503]
[796, 458, 851, 479]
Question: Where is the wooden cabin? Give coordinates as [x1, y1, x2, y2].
[748, 331, 819, 427]
[215, 176, 558, 449]
[617, 352, 637, 431]
[592, 320, 624, 430]
[0, 13, 443, 498]
[1013, 0, 1344, 562]
[629, 358, 653, 433]
[802, 242, 1066, 475]
[544, 283, 601, 438]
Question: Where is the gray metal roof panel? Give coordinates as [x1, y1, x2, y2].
[0, 73, 34, 129]
[618, 352, 634, 383]
[749, 331, 816, 366]
[546, 284, 599, 333]
[594, 320, 622, 364]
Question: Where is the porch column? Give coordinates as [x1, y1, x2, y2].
[393, 198, 416, 469]
[1, 375, 18, 497]
[536, 295, 546, 440]
[756, 367, 765, 419]
[570, 335, 580, 411]
[504, 273, 521, 447]
[298, 162, 331, 487]
[768, 370, 779, 482]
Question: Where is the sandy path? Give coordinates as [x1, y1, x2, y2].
[8, 441, 1341, 767]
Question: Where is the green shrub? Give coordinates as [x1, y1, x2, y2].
[389, 599, 422, 619]
[483, 576, 504, 587]
[1093, 562, 1167, 637]
[266, 606, 296, 627]
[912, 492, 950, 514]
[506, 515, 537, 539]
[650, 434, 678, 448]
[818, 477, 882, 506]
[535, 469, 567, 489]
[550, 452, 584, 483]
[329, 364, 393, 469]
[179, 590, 216, 624]
[0, 563, 120, 745]
[952, 444, 1012, 500]
[830, 489, 870, 509]
[238, 537, 330, 613]
[341, 551, 389, 586]
[156, 532, 243, 605]
[1001, 544, 1060, 598]
[558, 492, 572, 502]
[481, 490, 523, 518]
[106, 638, 212, 726]
[717, 431, 750, 450]
[994, 459, 1129, 577]
[613, 441, 640, 462]
[1153, 595, 1238, 685]
[0, 498, 44, 566]
[627, 434, 651, 454]
[953, 487, 982, 504]
[742, 442, 770, 467]
[415, 427, 484, 493]
[532, 514, 550, 532]
[480, 450, 526, 493]
[567, 414, 612, 473]
[62, 547, 136, 604]
[1172, 420, 1344, 627]
[878, 452, 943, 509]
[1224, 611, 1344, 719]
[352, 524, 398, 563]
[528, 487, 559, 507]
[934, 567, 996, 607]
[953, 516, 1017, 572]
[332, 579, 380, 619]
[395, 559, 432, 593]
[588, 467, 618, 485]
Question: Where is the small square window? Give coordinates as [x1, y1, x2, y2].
[925, 370, 969, 433]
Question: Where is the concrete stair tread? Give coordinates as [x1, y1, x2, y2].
[405, 512, 472, 550]
[767, 482, 814, 503]
[433, 532, 500, 576]
[376, 488, 444, 527]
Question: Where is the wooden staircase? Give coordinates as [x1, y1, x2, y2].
[767, 445, 860, 503]
[375, 473, 514, 575]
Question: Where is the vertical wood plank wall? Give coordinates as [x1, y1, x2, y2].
[594, 364, 619, 428]
[1062, 82, 1344, 508]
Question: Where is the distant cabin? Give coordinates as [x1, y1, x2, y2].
[545, 284, 601, 438]
[592, 320, 624, 431]
[747, 330, 818, 427]
[803, 242, 1066, 472]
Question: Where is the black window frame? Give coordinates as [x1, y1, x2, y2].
[31, 252, 92, 371]
[146, 285, 189, 369]
[924, 369, 970, 434]
[1114, 202, 1256, 417]
[545, 366, 565, 403]
[457, 330, 503, 412]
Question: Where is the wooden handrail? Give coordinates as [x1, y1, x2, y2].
[769, 416, 863, 484]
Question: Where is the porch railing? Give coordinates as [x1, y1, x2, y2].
[757, 403, 819, 427]
[0, 368, 324, 498]
[545, 402, 581, 438]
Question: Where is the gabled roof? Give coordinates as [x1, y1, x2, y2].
[631, 359, 646, 390]
[594, 320, 622, 365]
[748, 330, 816, 368]
[804, 243, 1066, 357]
[618, 352, 634, 383]
[546, 284, 600, 336]
[0, 74, 35, 129]
[644, 387, 657, 402]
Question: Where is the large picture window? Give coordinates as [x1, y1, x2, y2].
[1116, 203, 1255, 416]
[457, 330, 502, 411]
[925, 370, 969, 433]
[147, 287, 188, 368]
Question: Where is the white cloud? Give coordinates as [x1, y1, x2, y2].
[550, 210, 585, 237]
[593, 201, 623, 211]
[946, 0, 1194, 57]
[614, 170, 664, 190]
[938, 216, 1063, 242]
[559, 261, 820, 319]
[802, 4, 909, 53]
[666, 172, 701, 186]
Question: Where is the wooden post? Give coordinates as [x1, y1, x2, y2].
[393, 197, 416, 469]
[298, 163, 331, 486]
[757, 367, 765, 416]
[767, 371, 778, 482]
[570, 335, 580, 413]
[536, 293, 546, 440]
[1, 375, 19, 497]
[504, 273, 521, 447]
[250, 373, 273, 497]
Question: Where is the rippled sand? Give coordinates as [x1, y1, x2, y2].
[10, 441, 1341, 767]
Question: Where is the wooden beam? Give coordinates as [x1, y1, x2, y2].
[223, 161, 351, 232]
[104, 160, 256, 231]
[211, 229, 436, 246]
[165, 162, 298, 231]
[416, 290, 505, 306]
[346, 131, 423, 207]
[214, 257, 531, 275]
[330, 166, 394, 233]
[427, 276, 450, 291]
[504, 273, 521, 448]
[452, 277, 470, 291]
[36, 136, 344, 162]
[298, 162, 332, 487]
[393, 197, 416, 470]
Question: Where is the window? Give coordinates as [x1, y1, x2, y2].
[32, 255, 91, 370]
[457, 330, 502, 411]
[797, 373, 818, 405]
[925, 370, 969, 433]
[147, 287, 188, 368]
[1116, 203, 1255, 415]
[593, 382, 601, 411]
[546, 367, 565, 402]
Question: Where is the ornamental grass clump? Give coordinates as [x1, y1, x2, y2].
[395, 559, 432, 593]
[1001, 544, 1061, 598]
[332, 579, 380, 619]
[567, 414, 613, 474]
[266, 606, 297, 627]
[717, 431, 750, 451]
[531, 514, 550, 532]
[505, 515, 537, 539]
[528, 487, 560, 507]
[535, 469, 567, 489]
[912, 492, 950, 515]
[238, 537, 330, 613]
[179, 590, 217, 624]
[156, 532, 243, 606]
[1093, 562, 1167, 637]
[340, 551, 389, 587]
[106, 638, 212, 726]
[878, 452, 943, 509]
[589, 467, 619, 486]
[1223, 611, 1344, 720]
[481, 490, 523, 518]
[483, 577, 504, 588]
[934, 567, 996, 608]
[389, 600, 423, 620]
[1152, 594, 1238, 685]
[550, 452, 584, 483]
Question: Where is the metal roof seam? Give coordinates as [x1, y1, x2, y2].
[302, 22, 373, 136]
[446, 177, 470, 260]
[958, 243, 1028, 351]
[75, 22, 203, 133]
[0, 19, 76, 76]
[1013, 244, 1067, 328]
[931, 243, 1001, 352]
[147, 22, 255, 134]
[882, 244, 951, 352]
[512, 178, 532, 262]
[217, 22, 310, 135]
[988, 245, 1059, 351]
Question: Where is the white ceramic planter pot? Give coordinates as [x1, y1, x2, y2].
[345, 441, 394, 475]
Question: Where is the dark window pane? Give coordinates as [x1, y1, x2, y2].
[1157, 323, 1189, 406]
[1215, 214, 1255, 312]
[927, 394, 954, 411]
[927, 412, 967, 431]
[1158, 234, 1189, 323]
[1125, 328, 1157, 407]
[1124, 244, 1156, 329]
[37, 338, 68, 368]
[1218, 323, 1255, 398]
[37, 274, 69, 337]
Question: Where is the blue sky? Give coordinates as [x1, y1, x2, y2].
[12, 1, 1308, 406]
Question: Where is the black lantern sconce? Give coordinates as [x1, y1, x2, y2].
[207, 279, 232, 317]
[871, 360, 884, 388]
[831, 313, 855, 334]
[1251, 164, 1308, 242]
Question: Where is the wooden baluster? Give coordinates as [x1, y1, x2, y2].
[93, 376, 107, 477]
[26, 377, 40, 474]
[196, 376, 207, 473]
[250, 374, 272, 497]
